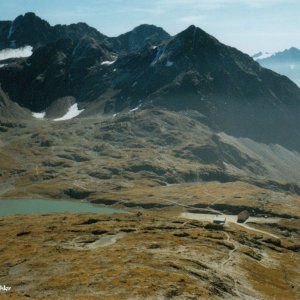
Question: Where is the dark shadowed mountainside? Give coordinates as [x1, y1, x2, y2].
[0, 12, 107, 50]
[0, 22, 300, 151]
[0, 85, 31, 119]
[106, 24, 170, 54]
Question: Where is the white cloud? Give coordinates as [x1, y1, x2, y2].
[157, 0, 298, 10]
[177, 15, 205, 25]
[130, 7, 166, 16]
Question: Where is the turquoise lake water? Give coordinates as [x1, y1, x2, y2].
[0, 198, 125, 216]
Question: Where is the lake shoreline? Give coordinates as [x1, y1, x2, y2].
[0, 198, 126, 217]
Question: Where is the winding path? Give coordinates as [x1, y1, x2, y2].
[220, 232, 243, 299]
[220, 231, 237, 270]
[234, 222, 281, 239]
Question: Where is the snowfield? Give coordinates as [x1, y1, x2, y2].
[130, 104, 142, 112]
[32, 112, 46, 119]
[0, 46, 33, 61]
[101, 60, 116, 65]
[54, 104, 85, 121]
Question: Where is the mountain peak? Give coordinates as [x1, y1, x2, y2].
[131, 24, 168, 33]
[168, 25, 220, 56]
[23, 12, 38, 19]
[1, 13, 300, 152]
[181, 25, 209, 36]
[7, 12, 51, 46]
[14, 12, 49, 25]
[184, 24, 197, 32]
[177, 25, 218, 45]
[0, 12, 108, 50]
[288, 46, 300, 53]
[108, 24, 170, 53]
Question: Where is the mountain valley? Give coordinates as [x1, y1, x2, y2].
[0, 12, 300, 300]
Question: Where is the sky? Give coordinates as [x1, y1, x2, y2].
[0, 0, 299, 55]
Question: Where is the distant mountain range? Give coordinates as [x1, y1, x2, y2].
[0, 12, 300, 153]
[1, 12, 300, 211]
[253, 47, 300, 86]
[0, 12, 169, 52]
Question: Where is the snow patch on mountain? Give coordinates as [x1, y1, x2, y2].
[32, 112, 46, 119]
[0, 46, 33, 61]
[54, 103, 84, 121]
[151, 45, 167, 66]
[166, 60, 174, 67]
[101, 60, 116, 65]
[130, 103, 142, 112]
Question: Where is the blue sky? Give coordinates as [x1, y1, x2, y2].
[1, 0, 299, 54]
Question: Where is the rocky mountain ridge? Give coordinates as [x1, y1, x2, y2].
[0, 12, 107, 49]
[0, 12, 169, 53]
[0, 13, 300, 190]
[1, 19, 300, 151]
[108, 24, 170, 54]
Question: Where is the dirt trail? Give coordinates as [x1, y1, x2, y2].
[221, 232, 237, 270]
[165, 199, 223, 215]
[235, 222, 281, 239]
[220, 231, 244, 299]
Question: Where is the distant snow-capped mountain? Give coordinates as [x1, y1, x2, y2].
[252, 51, 274, 60]
[253, 47, 300, 86]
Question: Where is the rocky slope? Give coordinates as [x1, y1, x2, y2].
[1, 111, 300, 298]
[0, 86, 31, 119]
[1, 109, 300, 202]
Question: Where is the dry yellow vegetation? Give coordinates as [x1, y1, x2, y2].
[0, 210, 299, 299]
